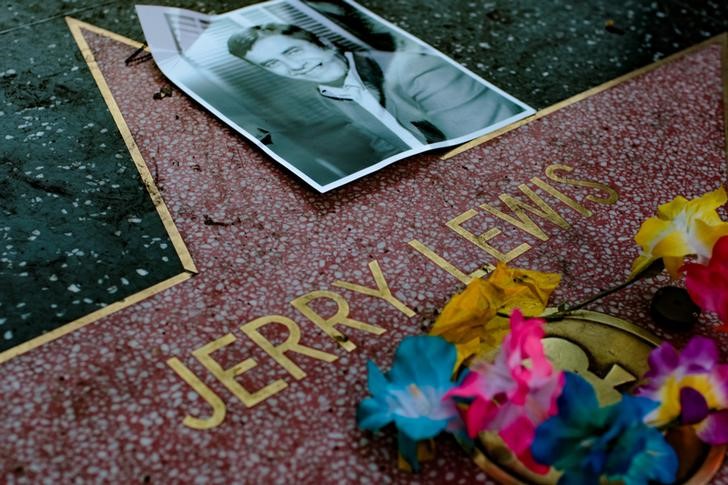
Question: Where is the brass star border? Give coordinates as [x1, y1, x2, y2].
[445, 32, 728, 161]
[0, 18, 198, 365]
[0, 18, 725, 365]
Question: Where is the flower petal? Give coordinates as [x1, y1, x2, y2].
[534, 374, 676, 484]
[454, 338, 480, 372]
[611, 426, 678, 484]
[680, 386, 710, 425]
[647, 341, 680, 374]
[395, 415, 448, 442]
[390, 336, 455, 388]
[531, 374, 602, 469]
[711, 232, 728, 262]
[430, 279, 498, 340]
[430, 264, 560, 353]
[680, 336, 719, 373]
[499, 414, 535, 456]
[366, 360, 389, 395]
[464, 394, 500, 438]
[643, 429, 679, 484]
[631, 187, 728, 279]
[489, 264, 561, 315]
[695, 410, 728, 445]
[448, 310, 563, 450]
[651, 230, 693, 259]
[357, 397, 392, 431]
[713, 364, 728, 405]
[685, 238, 728, 324]
[517, 448, 551, 476]
[556, 373, 599, 424]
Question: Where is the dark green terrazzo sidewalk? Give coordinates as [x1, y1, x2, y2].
[0, 0, 726, 352]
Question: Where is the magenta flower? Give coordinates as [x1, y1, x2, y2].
[636, 336, 728, 445]
[684, 235, 728, 331]
[446, 310, 564, 473]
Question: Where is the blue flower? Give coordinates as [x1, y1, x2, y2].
[531, 373, 678, 485]
[357, 335, 463, 471]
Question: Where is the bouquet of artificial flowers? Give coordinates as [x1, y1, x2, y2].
[356, 187, 728, 484]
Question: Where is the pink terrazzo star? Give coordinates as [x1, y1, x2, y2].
[0, 25, 725, 484]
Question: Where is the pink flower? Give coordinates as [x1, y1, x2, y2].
[446, 310, 564, 473]
[684, 235, 728, 331]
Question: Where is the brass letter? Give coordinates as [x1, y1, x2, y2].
[408, 239, 494, 284]
[531, 177, 593, 217]
[291, 290, 384, 352]
[480, 185, 570, 241]
[166, 357, 226, 430]
[446, 209, 531, 261]
[192, 334, 287, 408]
[545, 164, 619, 204]
[241, 315, 337, 380]
[333, 260, 415, 317]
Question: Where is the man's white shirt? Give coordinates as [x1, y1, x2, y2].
[317, 52, 424, 149]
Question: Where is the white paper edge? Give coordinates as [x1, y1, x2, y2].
[135, 2, 536, 193]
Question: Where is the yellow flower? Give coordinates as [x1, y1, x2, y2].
[430, 263, 560, 360]
[631, 186, 728, 279]
[453, 337, 480, 372]
[430, 278, 499, 344]
[487, 263, 561, 316]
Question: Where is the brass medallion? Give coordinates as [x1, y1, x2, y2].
[473, 310, 726, 485]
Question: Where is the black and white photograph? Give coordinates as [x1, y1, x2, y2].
[137, 0, 535, 192]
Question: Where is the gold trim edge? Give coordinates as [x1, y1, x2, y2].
[4, 21, 720, 363]
[443, 32, 728, 161]
[66, 17, 196, 273]
[0, 18, 198, 365]
[0, 272, 193, 365]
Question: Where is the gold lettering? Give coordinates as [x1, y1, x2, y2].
[291, 290, 385, 351]
[480, 185, 570, 241]
[408, 239, 493, 284]
[192, 334, 286, 408]
[531, 177, 593, 217]
[240, 315, 337, 380]
[545, 164, 619, 204]
[446, 209, 530, 261]
[333, 260, 415, 317]
[166, 357, 226, 430]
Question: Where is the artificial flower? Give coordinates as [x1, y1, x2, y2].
[356, 335, 463, 471]
[430, 263, 560, 357]
[453, 337, 480, 372]
[684, 235, 728, 330]
[630, 186, 728, 279]
[446, 310, 564, 474]
[532, 373, 678, 485]
[431, 277, 500, 347]
[636, 336, 728, 445]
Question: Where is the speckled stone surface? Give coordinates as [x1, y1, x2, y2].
[356, 0, 728, 108]
[0, 26, 724, 483]
[0, 11, 185, 353]
[7, 0, 723, 109]
[2, 0, 727, 358]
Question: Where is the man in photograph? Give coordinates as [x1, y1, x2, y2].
[227, 23, 522, 149]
